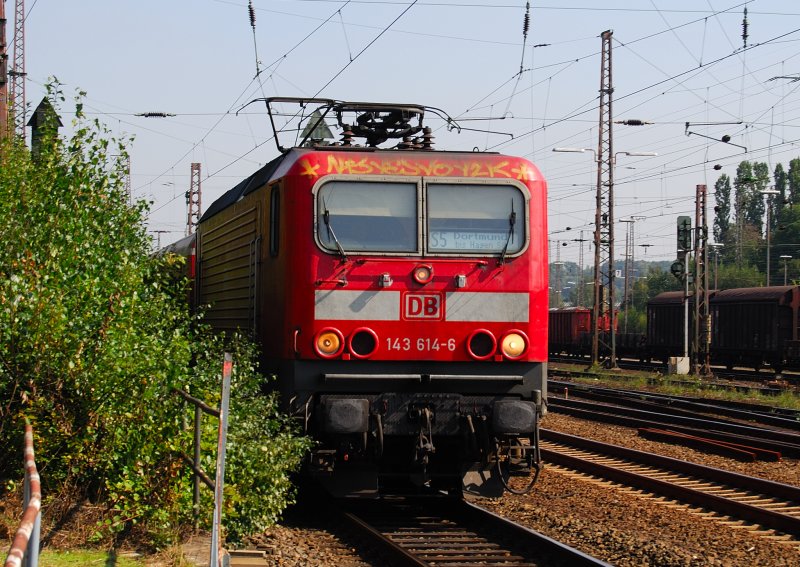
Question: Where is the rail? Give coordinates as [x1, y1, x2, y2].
[4, 421, 42, 567]
[173, 352, 232, 567]
[338, 495, 611, 566]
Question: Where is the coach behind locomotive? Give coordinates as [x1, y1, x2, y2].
[182, 99, 549, 497]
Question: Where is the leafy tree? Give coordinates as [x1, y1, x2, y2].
[772, 204, 800, 266]
[715, 262, 764, 289]
[788, 158, 800, 205]
[634, 266, 681, 307]
[0, 87, 309, 546]
[731, 161, 770, 266]
[713, 173, 731, 243]
[774, 162, 788, 221]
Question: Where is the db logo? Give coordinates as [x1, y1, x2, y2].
[403, 293, 443, 320]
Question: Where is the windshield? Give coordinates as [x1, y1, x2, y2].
[316, 181, 418, 253]
[427, 184, 525, 254]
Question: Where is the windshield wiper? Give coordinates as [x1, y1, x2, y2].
[499, 200, 516, 265]
[322, 201, 348, 263]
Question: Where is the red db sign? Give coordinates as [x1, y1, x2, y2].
[403, 293, 443, 320]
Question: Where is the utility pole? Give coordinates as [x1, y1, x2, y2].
[592, 30, 616, 369]
[8, 0, 25, 141]
[693, 184, 711, 376]
[152, 230, 169, 250]
[0, 1, 8, 139]
[186, 163, 202, 235]
[554, 240, 563, 307]
[122, 154, 132, 205]
[574, 230, 587, 306]
[620, 218, 634, 334]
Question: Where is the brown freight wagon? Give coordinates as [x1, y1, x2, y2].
[710, 286, 800, 371]
[646, 291, 695, 364]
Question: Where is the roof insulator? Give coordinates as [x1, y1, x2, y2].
[421, 127, 435, 151]
[135, 112, 175, 118]
[522, 2, 530, 37]
[615, 119, 652, 126]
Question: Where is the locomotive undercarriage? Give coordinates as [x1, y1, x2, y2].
[276, 360, 546, 497]
[300, 389, 543, 497]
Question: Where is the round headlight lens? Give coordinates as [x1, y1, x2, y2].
[315, 328, 343, 357]
[501, 331, 528, 358]
[412, 264, 433, 285]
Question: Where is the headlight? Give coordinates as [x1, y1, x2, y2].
[412, 264, 433, 285]
[500, 331, 528, 359]
[315, 328, 344, 358]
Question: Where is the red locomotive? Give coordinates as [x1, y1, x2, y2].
[176, 99, 549, 496]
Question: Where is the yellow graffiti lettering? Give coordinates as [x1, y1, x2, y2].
[433, 161, 454, 176]
[371, 160, 399, 175]
[300, 159, 321, 178]
[454, 163, 470, 177]
[320, 155, 528, 179]
[469, 163, 485, 177]
[326, 155, 349, 174]
[399, 160, 421, 176]
[487, 161, 512, 178]
[511, 163, 534, 181]
[415, 161, 434, 176]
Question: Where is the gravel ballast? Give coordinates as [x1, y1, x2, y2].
[225, 411, 800, 566]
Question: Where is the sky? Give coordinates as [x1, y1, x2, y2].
[14, 0, 800, 263]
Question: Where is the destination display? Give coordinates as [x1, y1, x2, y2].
[429, 230, 507, 251]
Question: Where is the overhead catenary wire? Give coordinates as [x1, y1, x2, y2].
[149, 0, 420, 217]
[44, 0, 797, 263]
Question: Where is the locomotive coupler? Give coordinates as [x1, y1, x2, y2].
[463, 413, 491, 462]
[409, 405, 436, 468]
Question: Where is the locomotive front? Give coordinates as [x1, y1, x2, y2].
[198, 100, 548, 497]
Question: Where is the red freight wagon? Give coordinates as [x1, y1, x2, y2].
[548, 307, 592, 356]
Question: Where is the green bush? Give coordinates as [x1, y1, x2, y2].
[0, 85, 309, 546]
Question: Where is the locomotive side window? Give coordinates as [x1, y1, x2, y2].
[316, 181, 418, 253]
[427, 184, 526, 254]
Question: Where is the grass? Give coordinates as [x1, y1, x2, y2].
[556, 364, 800, 410]
[38, 549, 142, 566]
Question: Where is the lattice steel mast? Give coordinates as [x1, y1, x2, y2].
[0, 1, 8, 138]
[8, 0, 25, 140]
[693, 184, 711, 376]
[591, 30, 616, 368]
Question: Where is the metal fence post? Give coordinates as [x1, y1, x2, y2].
[210, 353, 232, 567]
[22, 470, 40, 567]
[193, 404, 201, 532]
[4, 421, 41, 567]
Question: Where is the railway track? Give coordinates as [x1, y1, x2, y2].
[546, 395, 800, 458]
[548, 380, 800, 432]
[541, 430, 800, 546]
[338, 495, 610, 566]
[548, 364, 792, 396]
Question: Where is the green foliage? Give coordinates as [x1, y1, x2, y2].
[713, 174, 731, 243]
[788, 158, 800, 205]
[715, 262, 764, 289]
[187, 335, 312, 543]
[0, 86, 309, 547]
